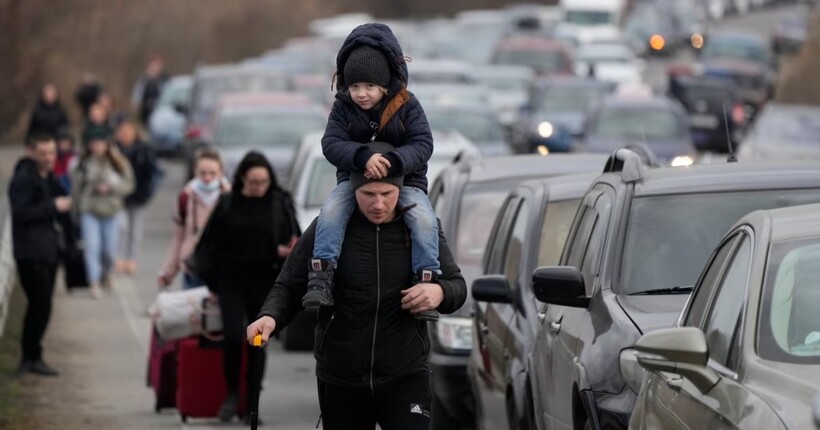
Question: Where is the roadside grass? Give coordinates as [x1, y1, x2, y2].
[0, 284, 38, 429]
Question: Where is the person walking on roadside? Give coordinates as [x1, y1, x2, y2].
[158, 149, 230, 290]
[82, 102, 114, 144]
[9, 134, 73, 377]
[75, 73, 103, 121]
[114, 119, 161, 275]
[131, 55, 169, 125]
[54, 128, 79, 193]
[246, 142, 467, 430]
[26, 84, 69, 142]
[190, 151, 299, 423]
[71, 128, 134, 298]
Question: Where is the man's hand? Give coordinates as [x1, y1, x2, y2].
[247, 316, 277, 346]
[365, 154, 391, 180]
[277, 235, 299, 258]
[54, 196, 72, 213]
[401, 283, 444, 314]
[157, 273, 171, 289]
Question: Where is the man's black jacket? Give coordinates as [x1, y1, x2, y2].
[259, 210, 467, 389]
[8, 158, 69, 263]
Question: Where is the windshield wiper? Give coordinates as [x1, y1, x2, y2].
[629, 286, 693, 296]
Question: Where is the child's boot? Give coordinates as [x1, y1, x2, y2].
[303, 259, 335, 308]
[413, 269, 440, 322]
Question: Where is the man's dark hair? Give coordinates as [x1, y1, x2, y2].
[233, 151, 278, 193]
[27, 132, 55, 148]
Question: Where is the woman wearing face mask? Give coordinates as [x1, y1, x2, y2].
[71, 129, 135, 299]
[190, 151, 300, 423]
[158, 149, 230, 290]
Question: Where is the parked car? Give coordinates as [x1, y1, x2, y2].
[667, 74, 747, 153]
[492, 35, 576, 77]
[579, 95, 696, 165]
[701, 60, 771, 123]
[513, 77, 615, 154]
[469, 172, 599, 430]
[628, 203, 820, 429]
[287, 129, 481, 231]
[771, 11, 810, 55]
[574, 42, 645, 85]
[411, 83, 492, 110]
[699, 31, 776, 110]
[409, 59, 481, 86]
[475, 65, 536, 128]
[424, 102, 513, 157]
[523, 151, 820, 429]
[148, 74, 192, 156]
[624, 2, 683, 56]
[738, 103, 820, 161]
[209, 92, 327, 186]
[427, 153, 610, 429]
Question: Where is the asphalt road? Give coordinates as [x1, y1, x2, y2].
[0, 3, 803, 429]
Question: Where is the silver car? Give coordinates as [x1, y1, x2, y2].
[627, 203, 820, 429]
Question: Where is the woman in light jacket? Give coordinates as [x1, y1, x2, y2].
[158, 149, 229, 290]
[71, 128, 134, 298]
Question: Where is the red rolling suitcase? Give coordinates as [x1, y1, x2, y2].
[147, 328, 178, 412]
[176, 337, 248, 422]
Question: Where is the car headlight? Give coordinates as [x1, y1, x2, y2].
[671, 155, 694, 167]
[619, 348, 645, 394]
[436, 317, 473, 351]
[537, 121, 554, 138]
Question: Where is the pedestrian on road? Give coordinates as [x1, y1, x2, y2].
[304, 23, 441, 324]
[75, 73, 103, 121]
[71, 128, 134, 298]
[247, 142, 467, 430]
[191, 151, 300, 423]
[131, 55, 169, 125]
[9, 134, 73, 377]
[158, 149, 230, 290]
[115, 119, 161, 275]
[82, 102, 114, 144]
[26, 83, 69, 142]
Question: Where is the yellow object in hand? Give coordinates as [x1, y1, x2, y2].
[253, 335, 263, 347]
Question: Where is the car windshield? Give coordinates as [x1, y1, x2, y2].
[702, 38, 769, 64]
[703, 70, 764, 91]
[565, 10, 613, 25]
[426, 108, 504, 142]
[759, 237, 820, 364]
[752, 109, 820, 144]
[480, 74, 532, 92]
[215, 112, 324, 147]
[540, 85, 609, 112]
[593, 107, 684, 139]
[619, 189, 820, 295]
[456, 182, 519, 283]
[537, 199, 583, 266]
[579, 46, 633, 64]
[196, 73, 289, 111]
[495, 49, 569, 74]
[305, 158, 338, 207]
[158, 80, 192, 107]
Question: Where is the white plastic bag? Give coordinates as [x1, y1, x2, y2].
[150, 286, 223, 341]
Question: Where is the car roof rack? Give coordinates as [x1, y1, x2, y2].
[603, 148, 644, 183]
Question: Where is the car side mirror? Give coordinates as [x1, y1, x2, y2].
[635, 327, 720, 394]
[532, 266, 589, 308]
[472, 275, 512, 304]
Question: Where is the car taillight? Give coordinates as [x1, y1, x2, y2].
[731, 103, 746, 125]
[185, 127, 202, 139]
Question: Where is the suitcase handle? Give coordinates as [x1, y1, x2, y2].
[253, 335, 263, 347]
[250, 334, 264, 429]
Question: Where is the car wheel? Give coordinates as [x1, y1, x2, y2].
[431, 392, 461, 430]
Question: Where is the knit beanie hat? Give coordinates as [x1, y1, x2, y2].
[343, 45, 391, 88]
[350, 142, 403, 191]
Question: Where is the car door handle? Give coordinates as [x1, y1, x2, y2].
[549, 321, 561, 334]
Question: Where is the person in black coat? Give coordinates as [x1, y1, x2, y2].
[26, 84, 69, 142]
[75, 73, 103, 120]
[191, 151, 300, 423]
[246, 152, 467, 430]
[114, 119, 160, 275]
[304, 24, 441, 323]
[9, 134, 74, 377]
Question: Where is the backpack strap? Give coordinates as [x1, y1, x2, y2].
[378, 88, 411, 131]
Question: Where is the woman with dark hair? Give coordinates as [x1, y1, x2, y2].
[191, 151, 300, 423]
[71, 128, 134, 298]
[27, 84, 69, 142]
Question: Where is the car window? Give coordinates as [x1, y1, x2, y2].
[566, 206, 598, 269]
[684, 235, 741, 328]
[502, 199, 531, 287]
[579, 191, 613, 293]
[702, 235, 752, 370]
[537, 199, 583, 267]
[305, 159, 337, 207]
[485, 196, 520, 275]
[759, 237, 820, 364]
[594, 107, 684, 140]
[215, 112, 325, 147]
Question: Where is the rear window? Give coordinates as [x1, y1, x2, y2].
[759, 237, 820, 364]
[495, 49, 570, 74]
[215, 112, 324, 147]
[306, 159, 337, 207]
[565, 10, 613, 25]
[619, 189, 820, 295]
[594, 107, 684, 140]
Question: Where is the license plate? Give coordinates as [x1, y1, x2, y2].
[690, 114, 719, 129]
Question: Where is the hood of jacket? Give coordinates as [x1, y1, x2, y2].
[335, 23, 409, 95]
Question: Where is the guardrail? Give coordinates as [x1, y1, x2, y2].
[0, 180, 14, 336]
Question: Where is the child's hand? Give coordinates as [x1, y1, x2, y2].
[365, 154, 391, 179]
